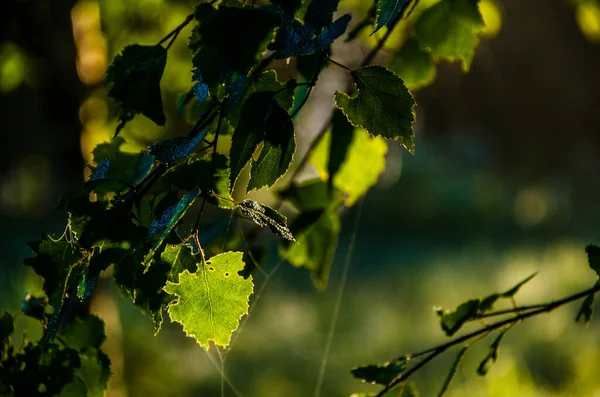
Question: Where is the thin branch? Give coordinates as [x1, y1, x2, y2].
[250, 51, 279, 76]
[374, 283, 600, 396]
[157, 13, 194, 47]
[325, 56, 352, 73]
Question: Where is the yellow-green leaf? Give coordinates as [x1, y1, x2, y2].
[163, 252, 253, 349]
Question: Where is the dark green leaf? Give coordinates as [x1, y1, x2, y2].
[477, 328, 508, 376]
[438, 346, 468, 396]
[229, 92, 274, 188]
[146, 187, 200, 266]
[296, 52, 326, 80]
[229, 71, 294, 127]
[415, 0, 484, 71]
[0, 310, 13, 360]
[161, 244, 198, 283]
[270, 0, 302, 15]
[436, 299, 480, 336]
[89, 137, 155, 198]
[20, 293, 48, 320]
[314, 14, 351, 49]
[373, 0, 413, 33]
[478, 293, 500, 313]
[59, 315, 106, 351]
[105, 44, 167, 132]
[161, 153, 235, 209]
[189, 4, 276, 87]
[576, 288, 597, 325]
[113, 249, 172, 333]
[23, 235, 85, 312]
[247, 100, 296, 191]
[387, 37, 436, 90]
[351, 359, 407, 385]
[334, 65, 415, 153]
[149, 133, 206, 163]
[238, 200, 294, 241]
[305, 0, 340, 32]
[269, 14, 315, 59]
[501, 272, 537, 298]
[586, 245, 600, 277]
[280, 209, 340, 289]
[2, 342, 80, 396]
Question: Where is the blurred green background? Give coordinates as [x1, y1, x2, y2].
[2, 0, 600, 396]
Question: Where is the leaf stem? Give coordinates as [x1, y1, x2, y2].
[325, 56, 352, 73]
[373, 282, 600, 396]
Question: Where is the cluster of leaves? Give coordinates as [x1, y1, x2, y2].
[1, 0, 508, 395]
[0, 311, 110, 396]
[350, 246, 600, 396]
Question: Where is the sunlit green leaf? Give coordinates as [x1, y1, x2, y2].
[415, 0, 484, 71]
[438, 346, 468, 396]
[388, 37, 436, 90]
[105, 44, 167, 133]
[351, 359, 407, 385]
[311, 125, 388, 205]
[279, 179, 333, 212]
[334, 65, 415, 153]
[477, 328, 508, 376]
[164, 251, 253, 348]
[238, 200, 294, 241]
[436, 299, 480, 336]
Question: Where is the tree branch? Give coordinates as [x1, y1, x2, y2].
[373, 282, 600, 396]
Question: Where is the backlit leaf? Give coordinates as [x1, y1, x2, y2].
[0, 310, 13, 360]
[280, 209, 340, 289]
[477, 328, 508, 376]
[334, 65, 415, 153]
[586, 244, 600, 277]
[576, 286, 597, 325]
[387, 37, 436, 90]
[351, 359, 407, 385]
[59, 315, 106, 351]
[311, 124, 388, 205]
[163, 251, 253, 348]
[436, 299, 480, 336]
[105, 44, 167, 133]
[415, 0, 484, 71]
